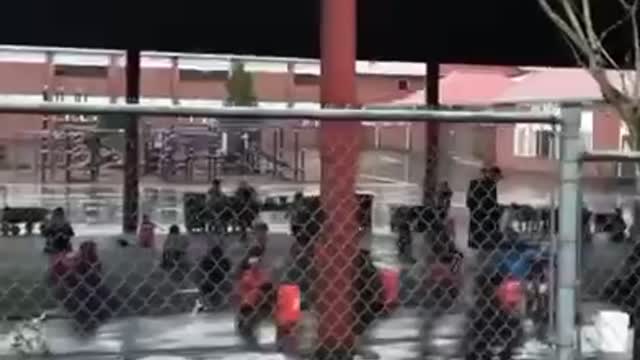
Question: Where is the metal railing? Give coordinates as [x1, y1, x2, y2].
[0, 101, 560, 123]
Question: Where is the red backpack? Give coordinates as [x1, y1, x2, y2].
[380, 268, 400, 313]
[50, 252, 78, 286]
[496, 276, 525, 314]
[275, 284, 301, 327]
[237, 265, 270, 308]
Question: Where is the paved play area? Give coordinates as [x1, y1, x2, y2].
[0, 179, 634, 359]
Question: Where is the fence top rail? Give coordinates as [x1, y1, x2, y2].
[580, 150, 640, 162]
[0, 101, 561, 124]
[581, 150, 640, 162]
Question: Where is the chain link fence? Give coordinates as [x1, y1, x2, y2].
[0, 107, 564, 359]
[576, 157, 639, 356]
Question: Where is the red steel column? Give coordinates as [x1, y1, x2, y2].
[316, 0, 360, 358]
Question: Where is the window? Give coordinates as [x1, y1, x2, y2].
[580, 110, 594, 151]
[187, 116, 210, 124]
[179, 69, 229, 81]
[620, 122, 631, 151]
[514, 105, 594, 159]
[294, 74, 318, 86]
[54, 65, 108, 77]
[300, 119, 320, 127]
[513, 124, 558, 159]
[398, 79, 410, 91]
[619, 123, 633, 177]
[535, 129, 556, 158]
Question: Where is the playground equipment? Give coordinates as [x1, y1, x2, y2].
[145, 124, 225, 183]
[145, 123, 307, 182]
[30, 87, 124, 183]
[30, 120, 124, 183]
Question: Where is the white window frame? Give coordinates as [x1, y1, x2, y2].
[514, 103, 593, 159]
[618, 122, 631, 177]
[513, 123, 558, 159]
[404, 123, 412, 151]
[620, 122, 631, 152]
[514, 123, 535, 157]
[374, 125, 381, 149]
[580, 110, 594, 152]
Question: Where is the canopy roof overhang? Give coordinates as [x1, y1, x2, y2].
[0, 0, 631, 67]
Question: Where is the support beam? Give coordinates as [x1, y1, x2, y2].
[424, 62, 440, 203]
[556, 106, 581, 360]
[581, 150, 640, 162]
[122, 49, 140, 234]
[0, 102, 559, 124]
[316, 0, 359, 357]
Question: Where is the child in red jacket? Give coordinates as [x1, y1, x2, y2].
[234, 246, 275, 349]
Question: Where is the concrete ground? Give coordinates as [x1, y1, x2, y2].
[0, 219, 633, 359]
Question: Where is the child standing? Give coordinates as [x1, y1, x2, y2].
[235, 246, 274, 349]
[161, 225, 190, 280]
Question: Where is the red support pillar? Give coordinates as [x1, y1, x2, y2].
[316, 0, 360, 358]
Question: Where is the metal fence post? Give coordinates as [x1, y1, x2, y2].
[122, 49, 141, 234]
[556, 106, 582, 360]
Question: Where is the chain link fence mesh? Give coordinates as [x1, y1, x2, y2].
[0, 115, 560, 359]
[577, 164, 637, 355]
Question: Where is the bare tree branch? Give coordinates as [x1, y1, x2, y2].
[561, 0, 590, 47]
[537, 0, 593, 59]
[539, 0, 640, 143]
[582, 0, 599, 49]
[599, 12, 632, 44]
[630, 0, 640, 99]
[561, 31, 589, 68]
[617, 0, 634, 11]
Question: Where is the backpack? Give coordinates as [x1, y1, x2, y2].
[237, 265, 270, 309]
[496, 276, 525, 314]
[275, 284, 301, 327]
[380, 268, 400, 313]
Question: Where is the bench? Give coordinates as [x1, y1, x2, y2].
[1, 207, 49, 236]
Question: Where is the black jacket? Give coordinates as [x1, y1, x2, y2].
[466, 178, 501, 249]
[43, 222, 75, 253]
[352, 249, 384, 335]
[197, 246, 232, 297]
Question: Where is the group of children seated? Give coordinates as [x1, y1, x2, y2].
[41, 203, 400, 358]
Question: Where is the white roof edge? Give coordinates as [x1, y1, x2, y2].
[0, 44, 428, 76]
[0, 44, 123, 55]
[490, 97, 603, 105]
